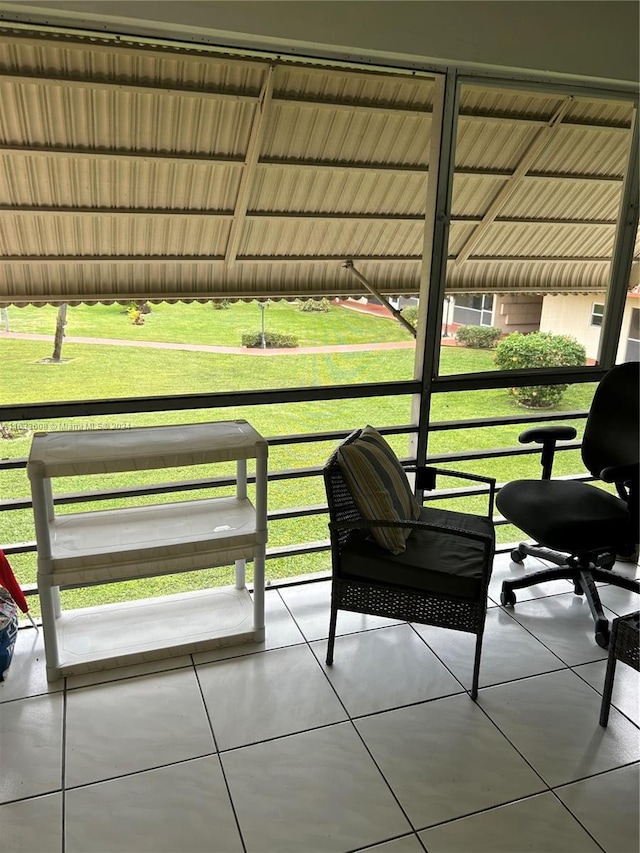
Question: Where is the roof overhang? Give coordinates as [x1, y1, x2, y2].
[0, 24, 637, 307]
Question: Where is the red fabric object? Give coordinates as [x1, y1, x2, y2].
[0, 550, 28, 613]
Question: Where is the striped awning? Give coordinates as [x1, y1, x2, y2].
[0, 25, 637, 305]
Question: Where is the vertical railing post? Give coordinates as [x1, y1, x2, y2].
[598, 106, 639, 368]
[411, 69, 460, 471]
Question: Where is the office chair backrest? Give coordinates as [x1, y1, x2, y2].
[582, 361, 640, 479]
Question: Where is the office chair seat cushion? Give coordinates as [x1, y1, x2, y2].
[339, 507, 493, 599]
[337, 426, 421, 555]
[497, 479, 631, 554]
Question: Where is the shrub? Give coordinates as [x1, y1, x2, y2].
[126, 305, 145, 325]
[242, 331, 299, 348]
[401, 306, 418, 329]
[212, 299, 231, 310]
[299, 298, 332, 313]
[494, 331, 586, 408]
[455, 324, 501, 348]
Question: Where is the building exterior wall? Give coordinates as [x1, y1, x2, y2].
[540, 293, 605, 360]
[540, 292, 640, 362]
[494, 295, 543, 334]
[620, 300, 640, 362]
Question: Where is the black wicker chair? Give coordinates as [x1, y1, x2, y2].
[599, 611, 640, 727]
[323, 429, 496, 699]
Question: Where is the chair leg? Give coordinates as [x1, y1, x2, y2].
[577, 572, 610, 648]
[502, 565, 576, 594]
[600, 622, 619, 727]
[518, 542, 570, 568]
[326, 602, 338, 665]
[470, 630, 484, 701]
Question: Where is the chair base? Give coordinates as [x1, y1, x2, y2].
[501, 543, 640, 648]
[326, 576, 487, 699]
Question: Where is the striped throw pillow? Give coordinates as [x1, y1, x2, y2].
[337, 426, 421, 555]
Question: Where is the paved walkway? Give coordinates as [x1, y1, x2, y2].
[0, 331, 420, 355]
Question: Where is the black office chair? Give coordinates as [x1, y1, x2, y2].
[497, 361, 640, 648]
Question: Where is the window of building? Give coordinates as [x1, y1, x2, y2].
[591, 303, 605, 327]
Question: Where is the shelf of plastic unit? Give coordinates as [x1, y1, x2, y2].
[52, 586, 259, 678]
[42, 496, 263, 586]
[27, 420, 267, 477]
[27, 419, 266, 478]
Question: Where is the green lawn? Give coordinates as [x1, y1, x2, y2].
[0, 301, 599, 614]
[3, 300, 412, 347]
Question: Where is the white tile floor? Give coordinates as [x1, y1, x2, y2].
[1, 553, 639, 853]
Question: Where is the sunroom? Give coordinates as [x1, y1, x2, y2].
[0, 3, 638, 852]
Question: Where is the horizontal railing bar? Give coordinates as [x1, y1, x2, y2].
[270, 504, 326, 521]
[2, 473, 595, 561]
[0, 428, 587, 513]
[0, 541, 36, 555]
[0, 409, 588, 475]
[428, 411, 588, 431]
[265, 571, 332, 589]
[19, 571, 337, 603]
[434, 367, 606, 392]
[0, 516, 566, 581]
[0, 439, 583, 514]
[426, 442, 581, 464]
[0, 411, 588, 481]
[0, 367, 603, 422]
[0, 428, 403, 473]
[266, 540, 330, 558]
[0, 458, 29, 470]
[263, 424, 416, 446]
[0, 381, 418, 421]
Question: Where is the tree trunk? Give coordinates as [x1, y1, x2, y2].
[51, 304, 68, 362]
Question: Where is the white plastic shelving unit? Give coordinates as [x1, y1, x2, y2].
[28, 420, 268, 680]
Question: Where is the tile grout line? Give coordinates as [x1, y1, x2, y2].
[61, 678, 68, 853]
[301, 616, 431, 837]
[4, 560, 637, 853]
[547, 787, 608, 853]
[489, 599, 608, 670]
[190, 654, 248, 853]
[344, 831, 428, 853]
[568, 662, 640, 730]
[274, 573, 638, 847]
[274, 586, 427, 839]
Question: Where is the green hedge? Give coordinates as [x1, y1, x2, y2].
[494, 331, 586, 407]
[455, 325, 502, 348]
[400, 306, 418, 329]
[241, 331, 299, 348]
[299, 298, 332, 313]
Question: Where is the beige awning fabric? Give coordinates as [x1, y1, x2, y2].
[0, 26, 637, 306]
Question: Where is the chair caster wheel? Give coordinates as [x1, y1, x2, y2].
[510, 548, 525, 564]
[501, 589, 516, 607]
[595, 621, 610, 649]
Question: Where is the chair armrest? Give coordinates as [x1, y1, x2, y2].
[600, 461, 639, 484]
[408, 465, 496, 519]
[517, 425, 577, 480]
[518, 426, 577, 444]
[329, 516, 495, 548]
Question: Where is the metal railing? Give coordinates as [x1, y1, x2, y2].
[0, 379, 592, 603]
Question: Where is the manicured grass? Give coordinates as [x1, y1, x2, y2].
[0, 302, 598, 615]
[3, 300, 412, 347]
